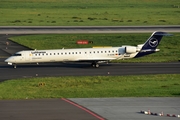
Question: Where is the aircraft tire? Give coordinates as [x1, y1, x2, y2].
[91, 62, 99, 68]
[95, 64, 99, 68]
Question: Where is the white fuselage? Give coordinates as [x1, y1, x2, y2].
[5, 46, 139, 64]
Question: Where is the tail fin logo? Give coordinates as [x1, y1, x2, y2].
[149, 38, 158, 47]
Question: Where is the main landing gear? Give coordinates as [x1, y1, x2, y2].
[91, 62, 99, 68]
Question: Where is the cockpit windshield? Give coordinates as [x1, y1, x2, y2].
[13, 53, 22, 56]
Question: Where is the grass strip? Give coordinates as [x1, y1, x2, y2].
[0, 0, 180, 26]
[0, 74, 180, 99]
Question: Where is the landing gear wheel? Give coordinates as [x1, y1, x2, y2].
[91, 62, 99, 68]
[91, 63, 95, 67]
[95, 63, 99, 68]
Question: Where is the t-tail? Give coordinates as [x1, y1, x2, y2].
[135, 31, 171, 58]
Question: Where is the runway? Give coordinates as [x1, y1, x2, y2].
[0, 25, 180, 34]
[1, 61, 180, 81]
[0, 31, 180, 120]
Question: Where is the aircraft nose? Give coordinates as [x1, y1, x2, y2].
[5, 57, 13, 65]
[5, 58, 9, 62]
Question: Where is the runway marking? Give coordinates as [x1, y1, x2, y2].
[62, 98, 105, 120]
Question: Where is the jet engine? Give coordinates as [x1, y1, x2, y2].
[125, 46, 138, 54]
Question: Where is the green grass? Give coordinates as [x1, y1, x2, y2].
[10, 33, 180, 62]
[0, 0, 180, 26]
[0, 74, 180, 99]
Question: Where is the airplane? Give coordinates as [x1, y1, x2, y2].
[5, 31, 170, 68]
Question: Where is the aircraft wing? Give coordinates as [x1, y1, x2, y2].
[75, 58, 116, 62]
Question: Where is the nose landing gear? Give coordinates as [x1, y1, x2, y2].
[13, 64, 16, 69]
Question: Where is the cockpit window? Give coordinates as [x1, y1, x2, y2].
[13, 53, 22, 56]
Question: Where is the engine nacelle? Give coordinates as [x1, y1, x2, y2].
[125, 46, 137, 54]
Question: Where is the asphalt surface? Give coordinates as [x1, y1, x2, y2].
[1, 98, 180, 120]
[0, 26, 180, 34]
[0, 99, 103, 120]
[71, 98, 180, 120]
[1, 61, 180, 81]
[0, 33, 180, 120]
